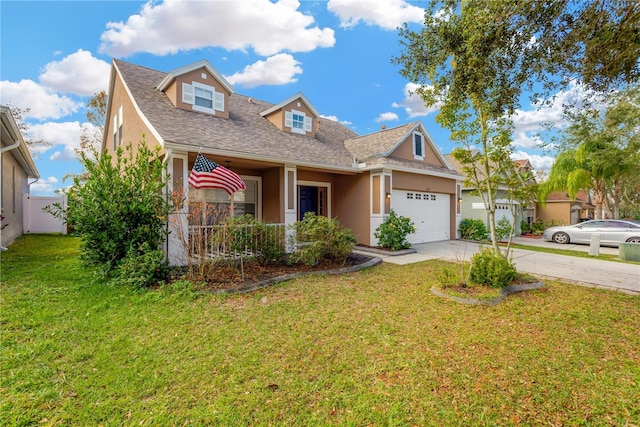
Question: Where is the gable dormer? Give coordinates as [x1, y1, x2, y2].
[260, 92, 319, 138]
[157, 60, 234, 120]
[390, 123, 449, 167]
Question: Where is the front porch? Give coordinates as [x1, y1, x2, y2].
[164, 150, 369, 266]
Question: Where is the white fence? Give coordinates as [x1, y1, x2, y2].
[188, 223, 285, 260]
[23, 194, 67, 234]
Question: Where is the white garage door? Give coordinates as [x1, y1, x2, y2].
[495, 204, 514, 224]
[392, 190, 450, 244]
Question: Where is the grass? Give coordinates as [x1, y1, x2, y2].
[2, 234, 639, 426]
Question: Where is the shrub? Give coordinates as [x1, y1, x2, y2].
[520, 220, 531, 234]
[459, 218, 488, 241]
[48, 139, 169, 277]
[254, 222, 286, 265]
[531, 219, 546, 235]
[216, 215, 286, 266]
[117, 242, 169, 288]
[435, 266, 462, 288]
[495, 216, 512, 241]
[469, 248, 517, 288]
[289, 212, 356, 266]
[374, 210, 415, 251]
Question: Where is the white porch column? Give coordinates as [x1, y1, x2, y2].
[166, 151, 189, 266]
[284, 165, 297, 252]
[369, 170, 392, 246]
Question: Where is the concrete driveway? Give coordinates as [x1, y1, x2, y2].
[380, 239, 640, 295]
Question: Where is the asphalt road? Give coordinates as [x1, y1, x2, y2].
[377, 238, 640, 295]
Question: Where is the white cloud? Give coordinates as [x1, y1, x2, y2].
[375, 112, 399, 122]
[392, 82, 439, 118]
[0, 80, 81, 120]
[512, 82, 594, 133]
[319, 114, 352, 125]
[30, 176, 59, 195]
[511, 150, 555, 173]
[225, 54, 302, 88]
[512, 131, 542, 150]
[99, 0, 335, 57]
[27, 121, 89, 161]
[328, 0, 424, 29]
[39, 49, 110, 96]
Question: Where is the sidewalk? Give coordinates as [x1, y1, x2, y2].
[367, 240, 639, 295]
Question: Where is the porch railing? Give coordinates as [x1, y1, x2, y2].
[188, 223, 286, 260]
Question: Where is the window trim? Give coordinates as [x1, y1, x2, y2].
[285, 110, 312, 134]
[183, 81, 224, 114]
[413, 131, 425, 160]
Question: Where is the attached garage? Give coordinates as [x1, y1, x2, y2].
[392, 190, 450, 244]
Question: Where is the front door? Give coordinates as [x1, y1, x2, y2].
[298, 185, 327, 220]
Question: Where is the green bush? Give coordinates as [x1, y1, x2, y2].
[217, 215, 286, 265]
[48, 139, 170, 278]
[289, 212, 356, 266]
[520, 220, 531, 234]
[435, 266, 462, 288]
[374, 210, 415, 251]
[531, 219, 546, 235]
[117, 242, 169, 288]
[254, 222, 286, 265]
[495, 216, 512, 241]
[469, 248, 517, 288]
[459, 218, 488, 241]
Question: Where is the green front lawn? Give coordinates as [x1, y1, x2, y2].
[2, 235, 638, 426]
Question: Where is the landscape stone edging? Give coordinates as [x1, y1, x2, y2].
[353, 246, 416, 256]
[430, 281, 545, 306]
[207, 256, 383, 295]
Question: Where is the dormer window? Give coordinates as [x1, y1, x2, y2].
[413, 131, 424, 160]
[285, 109, 312, 134]
[183, 81, 224, 114]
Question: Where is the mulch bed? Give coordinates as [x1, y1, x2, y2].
[170, 253, 376, 293]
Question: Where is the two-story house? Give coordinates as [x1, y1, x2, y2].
[103, 59, 462, 264]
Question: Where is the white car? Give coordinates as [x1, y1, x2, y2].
[543, 219, 640, 246]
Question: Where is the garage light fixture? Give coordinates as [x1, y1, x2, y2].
[386, 192, 391, 199]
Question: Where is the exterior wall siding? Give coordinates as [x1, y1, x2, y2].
[537, 202, 572, 225]
[261, 167, 283, 223]
[334, 173, 370, 245]
[392, 133, 445, 167]
[105, 72, 160, 161]
[0, 151, 28, 247]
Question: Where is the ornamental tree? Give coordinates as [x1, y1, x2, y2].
[393, 0, 640, 254]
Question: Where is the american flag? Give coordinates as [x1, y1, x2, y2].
[188, 153, 246, 195]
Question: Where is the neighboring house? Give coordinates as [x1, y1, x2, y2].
[537, 190, 595, 225]
[103, 59, 462, 264]
[445, 154, 536, 236]
[1, 106, 40, 249]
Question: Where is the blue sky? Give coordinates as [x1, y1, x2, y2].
[1, 0, 566, 196]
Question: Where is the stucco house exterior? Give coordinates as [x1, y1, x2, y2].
[445, 154, 536, 236]
[537, 190, 595, 225]
[103, 59, 462, 264]
[1, 106, 40, 248]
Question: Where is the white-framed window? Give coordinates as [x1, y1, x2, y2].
[285, 109, 312, 134]
[413, 131, 424, 160]
[182, 81, 224, 114]
[113, 105, 123, 150]
[188, 177, 260, 225]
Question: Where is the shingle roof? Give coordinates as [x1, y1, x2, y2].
[367, 156, 461, 177]
[546, 190, 594, 208]
[344, 123, 416, 162]
[115, 59, 359, 168]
